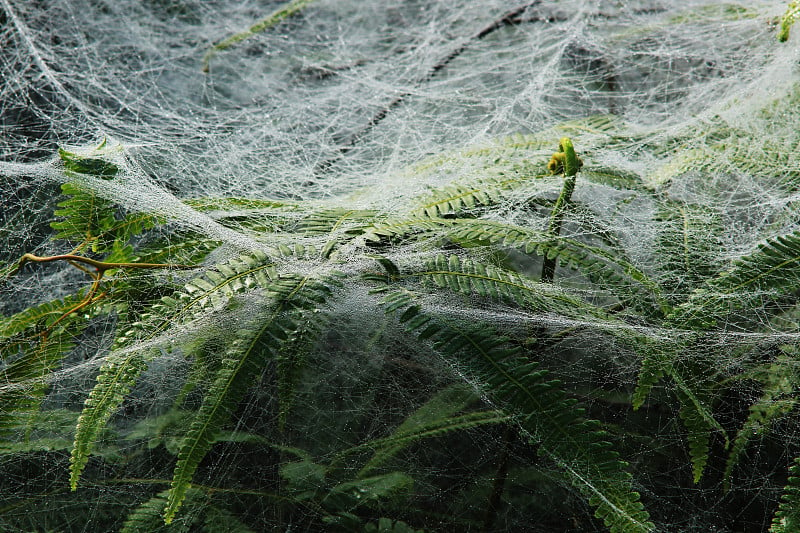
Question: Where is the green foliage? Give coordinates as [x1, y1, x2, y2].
[164, 274, 335, 523]
[59, 142, 120, 180]
[50, 182, 158, 256]
[724, 348, 800, 492]
[772, 457, 800, 532]
[778, 1, 800, 42]
[654, 202, 724, 304]
[383, 288, 653, 532]
[8, 118, 800, 532]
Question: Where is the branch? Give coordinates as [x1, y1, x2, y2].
[10, 253, 198, 279]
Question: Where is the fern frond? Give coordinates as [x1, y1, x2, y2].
[295, 208, 381, 257]
[631, 342, 670, 410]
[724, 352, 799, 491]
[654, 202, 724, 304]
[183, 197, 299, 233]
[771, 457, 800, 532]
[383, 289, 654, 533]
[321, 471, 414, 513]
[412, 171, 541, 218]
[356, 410, 508, 476]
[417, 254, 611, 321]
[0, 409, 78, 453]
[184, 197, 296, 211]
[70, 251, 279, 490]
[273, 242, 321, 261]
[403, 115, 620, 181]
[296, 208, 380, 235]
[714, 230, 800, 294]
[445, 219, 666, 312]
[366, 216, 666, 313]
[69, 349, 149, 490]
[676, 388, 714, 483]
[670, 229, 800, 329]
[0, 291, 90, 340]
[163, 273, 335, 523]
[0, 328, 84, 430]
[579, 166, 646, 191]
[275, 313, 319, 431]
[339, 383, 498, 475]
[120, 488, 204, 533]
[0, 293, 94, 435]
[136, 233, 220, 266]
[414, 182, 505, 218]
[115, 250, 277, 347]
[363, 217, 455, 244]
[633, 341, 727, 482]
[50, 182, 159, 254]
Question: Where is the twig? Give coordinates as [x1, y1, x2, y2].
[314, 1, 543, 175]
[7, 253, 199, 338]
[11, 252, 198, 277]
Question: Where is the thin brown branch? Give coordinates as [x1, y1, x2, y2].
[314, 1, 542, 175]
[12, 253, 198, 278]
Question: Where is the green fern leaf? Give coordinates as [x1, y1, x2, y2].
[184, 196, 296, 211]
[275, 319, 318, 431]
[0, 293, 93, 435]
[671, 229, 800, 329]
[631, 341, 669, 410]
[383, 289, 654, 533]
[59, 145, 119, 179]
[654, 202, 724, 304]
[365, 216, 666, 314]
[321, 471, 414, 513]
[632, 338, 727, 483]
[296, 208, 381, 257]
[70, 251, 279, 490]
[417, 254, 611, 321]
[120, 488, 204, 533]
[136, 232, 220, 266]
[445, 219, 666, 312]
[579, 166, 646, 191]
[355, 410, 508, 476]
[676, 389, 714, 484]
[350, 383, 497, 475]
[115, 250, 277, 346]
[69, 348, 149, 490]
[296, 208, 379, 235]
[772, 457, 800, 532]
[724, 351, 799, 491]
[413, 171, 539, 218]
[50, 182, 159, 254]
[163, 274, 334, 523]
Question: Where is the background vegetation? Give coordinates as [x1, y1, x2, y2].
[3, 1, 800, 531]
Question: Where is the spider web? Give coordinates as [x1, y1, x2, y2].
[1, 0, 799, 531]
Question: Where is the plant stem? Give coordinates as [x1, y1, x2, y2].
[482, 424, 512, 532]
[541, 137, 580, 283]
[11, 252, 197, 277]
[6, 253, 200, 340]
